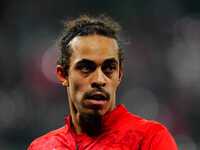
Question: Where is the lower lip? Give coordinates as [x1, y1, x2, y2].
[86, 99, 106, 105]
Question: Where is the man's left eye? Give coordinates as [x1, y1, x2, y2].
[103, 66, 116, 72]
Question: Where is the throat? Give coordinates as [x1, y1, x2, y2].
[79, 113, 102, 137]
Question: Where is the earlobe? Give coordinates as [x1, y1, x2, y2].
[56, 65, 69, 87]
[62, 80, 68, 86]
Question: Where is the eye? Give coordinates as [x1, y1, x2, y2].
[75, 60, 97, 74]
[77, 64, 96, 73]
[80, 65, 91, 73]
[102, 64, 116, 73]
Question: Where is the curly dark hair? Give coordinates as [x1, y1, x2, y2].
[57, 15, 124, 75]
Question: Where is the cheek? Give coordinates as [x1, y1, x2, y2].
[111, 83, 118, 94]
[109, 78, 120, 96]
[69, 76, 88, 95]
[110, 74, 120, 89]
[106, 80, 118, 97]
[68, 80, 84, 105]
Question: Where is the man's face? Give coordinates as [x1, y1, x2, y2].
[66, 34, 122, 116]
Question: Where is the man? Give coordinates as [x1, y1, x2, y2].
[28, 15, 178, 150]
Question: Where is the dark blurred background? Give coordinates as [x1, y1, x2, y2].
[0, 0, 200, 149]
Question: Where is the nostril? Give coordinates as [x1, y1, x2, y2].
[91, 82, 106, 88]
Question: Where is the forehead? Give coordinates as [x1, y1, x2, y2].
[69, 35, 119, 64]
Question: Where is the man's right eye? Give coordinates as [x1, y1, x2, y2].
[77, 64, 95, 73]
[80, 65, 90, 72]
[76, 60, 96, 73]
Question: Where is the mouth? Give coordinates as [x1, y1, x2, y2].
[87, 92, 108, 101]
[85, 92, 108, 106]
[83, 89, 110, 107]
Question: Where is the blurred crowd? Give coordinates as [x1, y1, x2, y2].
[0, 0, 200, 149]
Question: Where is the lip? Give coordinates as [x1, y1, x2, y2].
[85, 99, 106, 105]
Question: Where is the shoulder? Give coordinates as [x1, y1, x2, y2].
[28, 125, 67, 150]
[126, 114, 178, 149]
[115, 108, 169, 137]
[143, 121, 178, 149]
[145, 120, 168, 134]
[136, 119, 178, 150]
[121, 110, 174, 137]
[122, 108, 168, 132]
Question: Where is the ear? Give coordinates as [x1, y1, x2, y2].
[56, 65, 69, 87]
[118, 67, 123, 82]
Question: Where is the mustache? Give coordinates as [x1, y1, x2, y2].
[83, 88, 110, 100]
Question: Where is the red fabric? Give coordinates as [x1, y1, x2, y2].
[28, 105, 178, 150]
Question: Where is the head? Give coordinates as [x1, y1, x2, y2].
[56, 15, 124, 117]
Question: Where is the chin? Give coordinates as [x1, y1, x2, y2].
[82, 101, 112, 116]
[81, 107, 107, 116]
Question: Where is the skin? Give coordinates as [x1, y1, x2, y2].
[56, 34, 123, 135]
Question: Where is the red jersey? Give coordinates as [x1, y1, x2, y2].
[28, 105, 178, 150]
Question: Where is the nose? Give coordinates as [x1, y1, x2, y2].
[91, 68, 106, 88]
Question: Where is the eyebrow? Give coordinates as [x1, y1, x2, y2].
[76, 58, 118, 65]
[103, 58, 118, 65]
[76, 59, 96, 65]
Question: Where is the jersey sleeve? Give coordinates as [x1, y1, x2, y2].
[149, 127, 178, 150]
[27, 137, 58, 150]
[27, 136, 71, 150]
[140, 121, 178, 150]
